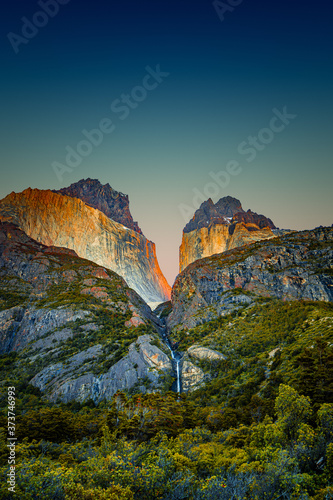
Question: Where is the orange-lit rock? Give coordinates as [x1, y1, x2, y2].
[180, 222, 275, 272]
[179, 196, 278, 272]
[0, 188, 171, 304]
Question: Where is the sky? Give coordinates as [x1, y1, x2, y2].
[1, 0, 332, 286]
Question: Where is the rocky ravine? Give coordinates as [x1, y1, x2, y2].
[0, 222, 172, 403]
[0, 186, 171, 304]
[180, 197, 278, 272]
[170, 226, 333, 331]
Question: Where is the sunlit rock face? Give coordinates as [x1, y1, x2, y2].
[0, 186, 171, 304]
[170, 226, 333, 331]
[180, 197, 276, 272]
[53, 178, 142, 234]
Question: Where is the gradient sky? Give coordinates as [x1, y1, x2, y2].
[1, 0, 332, 286]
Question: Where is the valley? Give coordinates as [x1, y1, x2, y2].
[0, 182, 332, 499]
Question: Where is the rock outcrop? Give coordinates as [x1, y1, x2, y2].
[54, 178, 142, 234]
[181, 359, 205, 392]
[31, 335, 172, 403]
[169, 226, 333, 330]
[0, 222, 173, 402]
[187, 345, 226, 362]
[179, 345, 226, 392]
[0, 187, 171, 304]
[180, 197, 277, 272]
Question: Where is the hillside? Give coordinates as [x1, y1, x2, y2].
[0, 224, 333, 499]
[0, 222, 173, 403]
[171, 226, 333, 331]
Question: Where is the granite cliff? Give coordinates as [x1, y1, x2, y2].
[180, 197, 277, 272]
[170, 226, 333, 331]
[54, 178, 142, 234]
[0, 186, 171, 304]
[0, 222, 172, 402]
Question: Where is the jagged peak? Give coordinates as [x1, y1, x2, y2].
[53, 178, 142, 234]
[184, 196, 275, 234]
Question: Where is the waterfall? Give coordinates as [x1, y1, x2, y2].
[164, 339, 181, 393]
[153, 309, 182, 393]
[176, 358, 181, 393]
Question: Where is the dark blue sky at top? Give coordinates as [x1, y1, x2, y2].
[1, 0, 332, 283]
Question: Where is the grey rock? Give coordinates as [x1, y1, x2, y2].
[188, 346, 226, 361]
[181, 359, 205, 392]
[0, 307, 24, 353]
[30, 328, 74, 353]
[169, 227, 333, 330]
[9, 308, 89, 352]
[30, 335, 173, 403]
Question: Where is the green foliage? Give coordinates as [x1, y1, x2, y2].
[275, 384, 312, 441]
[1, 292, 333, 498]
[107, 392, 189, 441]
[294, 338, 333, 409]
[0, 276, 31, 310]
[0, 385, 333, 498]
[176, 300, 333, 427]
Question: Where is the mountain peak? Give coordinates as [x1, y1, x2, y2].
[184, 196, 275, 234]
[184, 196, 245, 234]
[53, 178, 142, 234]
[180, 196, 277, 271]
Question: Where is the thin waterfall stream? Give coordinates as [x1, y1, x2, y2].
[165, 338, 182, 394]
[154, 309, 182, 394]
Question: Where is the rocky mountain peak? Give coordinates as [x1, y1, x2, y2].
[53, 178, 142, 234]
[180, 196, 277, 272]
[215, 196, 244, 217]
[232, 209, 275, 230]
[184, 196, 244, 234]
[0, 187, 171, 303]
[183, 196, 275, 234]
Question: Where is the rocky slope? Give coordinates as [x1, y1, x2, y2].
[169, 226, 333, 331]
[54, 178, 142, 234]
[0, 222, 173, 402]
[180, 197, 277, 272]
[0, 187, 171, 304]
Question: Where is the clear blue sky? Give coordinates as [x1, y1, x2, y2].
[1, 0, 332, 285]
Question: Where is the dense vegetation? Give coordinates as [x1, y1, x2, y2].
[1, 299, 333, 499]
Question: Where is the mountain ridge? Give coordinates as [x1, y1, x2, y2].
[171, 226, 333, 331]
[53, 178, 142, 234]
[0, 187, 171, 304]
[0, 221, 172, 402]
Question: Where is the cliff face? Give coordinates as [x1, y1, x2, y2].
[0, 222, 172, 402]
[169, 226, 333, 330]
[180, 197, 277, 272]
[0, 188, 170, 304]
[180, 222, 275, 271]
[53, 178, 142, 234]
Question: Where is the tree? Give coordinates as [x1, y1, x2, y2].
[275, 384, 312, 441]
[295, 338, 333, 409]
